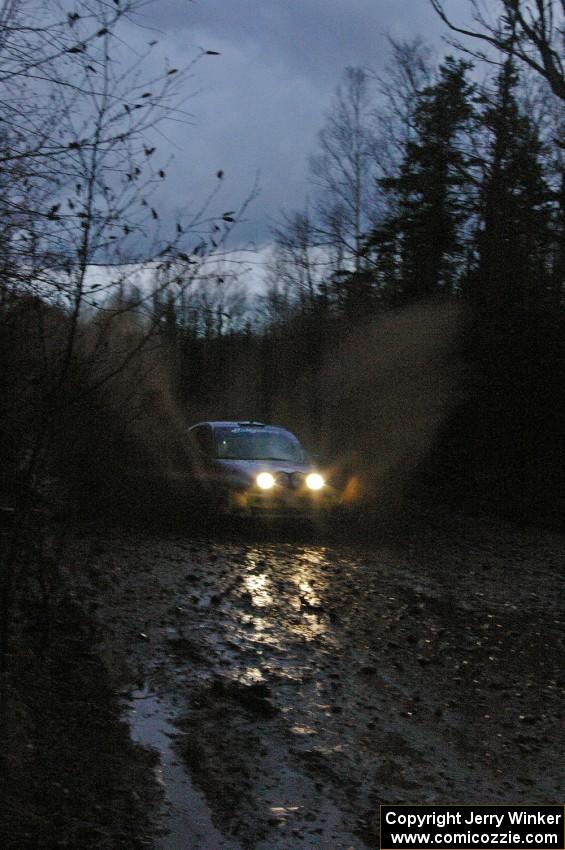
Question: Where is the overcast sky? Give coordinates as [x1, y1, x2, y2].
[125, 0, 471, 265]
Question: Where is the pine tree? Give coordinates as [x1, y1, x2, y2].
[475, 58, 552, 323]
[372, 57, 476, 302]
[467, 56, 555, 512]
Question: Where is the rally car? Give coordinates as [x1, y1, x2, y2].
[188, 420, 337, 515]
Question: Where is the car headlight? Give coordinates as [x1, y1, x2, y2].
[256, 472, 275, 490]
[306, 473, 325, 491]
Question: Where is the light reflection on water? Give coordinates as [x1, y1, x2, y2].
[288, 617, 327, 639]
[291, 724, 318, 735]
[239, 666, 265, 683]
[289, 551, 328, 627]
[243, 572, 273, 608]
[128, 689, 242, 850]
[298, 548, 327, 567]
[297, 579, 321, 605]
[225, 546, 335, 680]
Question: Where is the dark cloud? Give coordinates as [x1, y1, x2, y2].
[127, 0, 471, 250]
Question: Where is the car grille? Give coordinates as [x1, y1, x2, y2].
[275, 472, 304, 491]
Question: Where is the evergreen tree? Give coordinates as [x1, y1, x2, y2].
[372, 57, 476, 302]
[465, 57, 556, 512]
[475, 58, 552, 322]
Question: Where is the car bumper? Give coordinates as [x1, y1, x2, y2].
[225, 487, 339, 516]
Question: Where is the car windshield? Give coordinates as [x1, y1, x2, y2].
[214, 427, 307, 463]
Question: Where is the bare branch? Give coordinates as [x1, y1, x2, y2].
[430, 0, 565, 100]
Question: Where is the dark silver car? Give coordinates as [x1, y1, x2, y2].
[188, 421, 336, 514]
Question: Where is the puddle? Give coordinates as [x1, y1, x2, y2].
[128, 687, 242, 850]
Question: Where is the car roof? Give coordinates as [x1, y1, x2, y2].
[189, 421, 295, 435]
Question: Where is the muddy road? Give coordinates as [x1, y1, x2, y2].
[78, 515, 564, 849]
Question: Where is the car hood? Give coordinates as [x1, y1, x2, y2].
[213, 458, 312, 484]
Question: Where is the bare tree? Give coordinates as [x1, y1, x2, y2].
[430, 0, 565, 101]
[175, 263, 249, 340]
[0, 0, 250, 686]
[0, 0, 249, 443]
[372, 37, 435, 178]
[309, 66, 379, 274]
[267, 210, 325, 309]
[266, 49, 436, 316]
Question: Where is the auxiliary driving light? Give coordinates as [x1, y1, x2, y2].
[306, 473, 325, 491]
[256, 472, 275, 490]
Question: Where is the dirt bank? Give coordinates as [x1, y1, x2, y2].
[0, 585, 159, 850]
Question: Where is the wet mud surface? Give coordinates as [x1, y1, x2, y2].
[80, 515, 564, 849]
